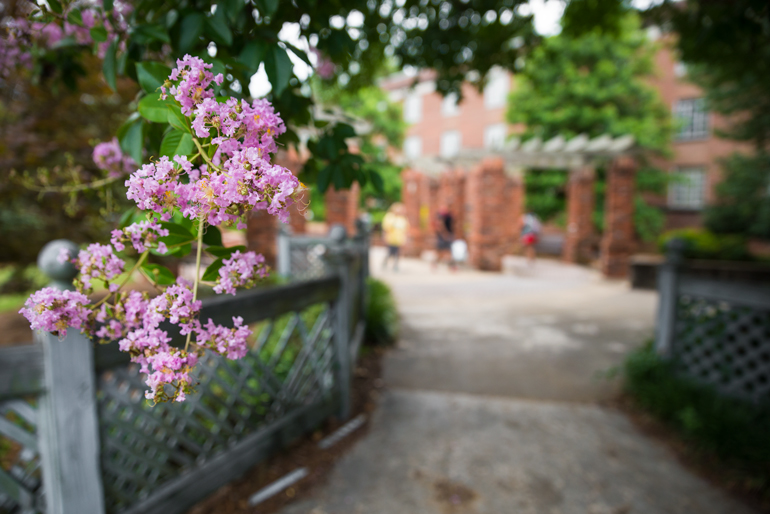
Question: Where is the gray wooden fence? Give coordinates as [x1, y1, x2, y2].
[655, 240, 770, 403]
[0, 236, 368, 514]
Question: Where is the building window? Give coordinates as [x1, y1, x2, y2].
[403, 135, 422, 159]
[441, 92, 459, 117]
[403, 92, 422, 124]
[668, 167, 706, 209]
[484, 123, 507, 150]
[483, 67, 510, 109]
[674, 98, 708, 140]
[440, 130, 462, 158]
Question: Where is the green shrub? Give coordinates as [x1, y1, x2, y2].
[658, 228, 751, 261]
[364, 277, 399, 345]
[624, 343, 770, 465]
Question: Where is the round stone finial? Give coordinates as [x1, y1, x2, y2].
[37, 239, 80, 289]
[328, 223, 347, 243]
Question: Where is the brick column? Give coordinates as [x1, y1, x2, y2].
[600, 157, 636, 277]
[466, 158, 508, 271]
[275, 150, 307, 235]
[563, 166, 596, 264]
[438, 169, 466, 239]
[503, 168, 525, 255]
[325, 182, 360, 236]
[246, 210, 278, 268]
[421, 173, 440, 252]
[401, 169, 424, 257]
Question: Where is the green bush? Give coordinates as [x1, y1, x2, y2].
[624, 343, 770, 467]
[364, 277, 399, 346]
[658, 228, 751, 261]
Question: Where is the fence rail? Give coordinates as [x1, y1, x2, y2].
[0, 232, 368, 514]
[655, 240, 770, 403]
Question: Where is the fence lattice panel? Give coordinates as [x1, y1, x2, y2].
[0, 399, 43, 513]
[96, 302, 337, 513]
[674, 294, 770, 402]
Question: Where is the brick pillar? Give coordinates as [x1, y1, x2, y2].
[246, 210, 278, 268]
[438, 169, 466, 239]
[600, 157, 636, 278]
[466, 158, 508, 271]
[503, 168, 525, 255]
[563, 166, 596, 263]
[421, 174, 440, 252]
[325, 182, 360, 236]
[401, 169, 424, 257]
[275, 150, 307, 235]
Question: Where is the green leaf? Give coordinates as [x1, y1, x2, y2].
[140, 263, 176, 286]
[255, 0, 278, 17]
[202, 258, 225, 282]
[135, 62, 171, 94]
[238, 40, 269, 72]
[103, 0, 114, 12]
[67, 9, 83, 26]
[202, 226, 223, 247]
[317, 163, 333, 192]
[164, 243, 192, 258]
[334, 123, 356, 139]
[132, 24, 171, 44]
[103, 40, 118, 91]
[206, 245, 246, 258]
[167, 104, 190, 133]
[118, 207, 140, 229]
[265, 45, 293, 97]
[283, 41, 311, 66]
[48, 0, 63, 14]
[160, 221, 195, 240]
[89, 26, 108, 42]
[178, 13, 205, 54]
[370, 169, 384, 194]
[138, 94, 170, 123]
[160, 130, 194, 158]
[117, 117, 143, 164]
[206, 8, 232, 46]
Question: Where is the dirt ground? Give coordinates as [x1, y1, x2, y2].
[187, 347, 386, 514]
[0, 311, 34, 347]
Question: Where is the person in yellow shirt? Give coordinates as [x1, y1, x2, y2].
[381, 202, 409, 271]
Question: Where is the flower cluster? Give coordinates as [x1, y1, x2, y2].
[111, 220, 169, 253]
[214, 251, 268, 296]
[20, 288, 90, 338]
[198, 317, 250, 360]
[132, 54, 300, 228]
[0, 1, 131, 78]
[93, 139, 136, 178]
[68, 244, 125, 294]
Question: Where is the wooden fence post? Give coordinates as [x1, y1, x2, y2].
[37, 329, 105, 514]
[325, 226, 352, 420]
[654, 239, 685, 357]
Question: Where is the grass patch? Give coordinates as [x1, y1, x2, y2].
[364, 277, 398, 346]
[624, 342, 770, 499]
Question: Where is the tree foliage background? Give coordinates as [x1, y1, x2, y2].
[507, 9, 672, 241]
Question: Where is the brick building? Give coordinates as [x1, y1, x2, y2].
[381, 36, 747, 231]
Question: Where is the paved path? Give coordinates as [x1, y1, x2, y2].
[280, 249, 756, 514]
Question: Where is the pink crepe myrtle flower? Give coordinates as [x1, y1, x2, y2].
[19, 288, 91, 338]
[198, 316, 251, 360]
[72, 243, 125, 294]
[144, 348, 198, 402]
[93, 139, 136, 178]
[310, 47, 336, 79]
[111, 220, 170, 253]
[213, 251, 268, 295]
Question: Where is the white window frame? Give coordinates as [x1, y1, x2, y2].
[440, 130, 462, 159]
[441, 92, 459, 117]
[403, 135, 422, 159]
[484, 123, 507, 150]
[674, 98, 709, 140]
[403, 92, 422, 124]
[668, 167, 706, 210]
[483, 67, 510, 109]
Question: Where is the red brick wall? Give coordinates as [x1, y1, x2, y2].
[324, 182, 360, 237]
[563, 167, 595, 264]
[274, 150, 307, 235]
[401, 168, 425, 256]
[421, 173, 440, 251]
[600, 157, 637, 277]
[246, 210, 277, 268]
[465, 158, 512, 271]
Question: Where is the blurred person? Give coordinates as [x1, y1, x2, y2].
[434, 206, 455, 271]
[451, 238, 468, 268]
[381, 202, 409, 271]
[521, 211, 542, 265]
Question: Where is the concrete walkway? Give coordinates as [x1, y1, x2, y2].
[280, 249, 756, 514]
